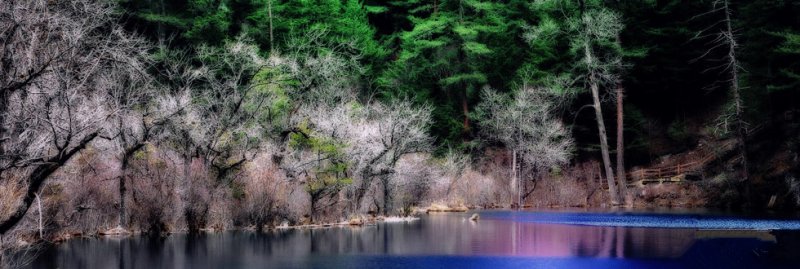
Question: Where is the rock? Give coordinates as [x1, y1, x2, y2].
[470, 213, 480, 222]
[451, 205, 469, 212]
[300, 216, 312, 226]
[427, 203, 450, 212]
[101, 226, 130, 236]
[427, 203, 469, 213]
[348, 217, 364, 226]
[410, 207, 427, 216]
[384, 216, 420, 223]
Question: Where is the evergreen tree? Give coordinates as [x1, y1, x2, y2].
[379, 0, 513, 147]
[775, 31, 800, 86]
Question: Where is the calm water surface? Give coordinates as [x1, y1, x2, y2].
[28, 210, 800, 269]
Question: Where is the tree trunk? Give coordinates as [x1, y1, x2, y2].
[382, 175, 390, 215]
[511, 149, 517, 207]
[181, 151, 192, 228]
[585, 43, 620, 205]
[182, 156, 190, 189]
[118, 139, 145, 229]
[310, 194, 316, 224]
[119, 156, 129, 228]
[722, 0, 749, 182]
[158, 0, 166, 43]
[267, 0, 274, 54]
[0, 94, 6, 168]
[461, 90, 470, 133]
[36, 194, 43, 239]
[182, 137, 193, 197]
[615, 83, 628, 204]
[0, 132, 98, 234]
[518, 160, 523, 207]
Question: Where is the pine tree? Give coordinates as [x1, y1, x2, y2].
[379, 0, 512, 147]
[775, 31, 800, 85]
[738, 0, 800, 93]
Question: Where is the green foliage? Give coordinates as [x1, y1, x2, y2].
[667, 118, 690, 145]
[772, 31, 800, 90]
[120, 0, 800, 166]
[288, 120, 352, 195]
[377, 0, 523, 147]
[137, 12, 190, 28]
[248, 0, 388, 72]
[623, 105, 651, 153]
[247, 67, 293, 134]
[231, 181, 246, 200]
[777, 32, 800, 54]
[521, 0, 627, 98]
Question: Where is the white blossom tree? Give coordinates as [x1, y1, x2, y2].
[277, 98, 432, 217]
[0, 0, 151, 234]
[346, 101, 433, 215]
[102, 53, 192, 230]
[162, 38, 290, 231]
[278, 102, 353, 222]
[476, 86, 573, 206]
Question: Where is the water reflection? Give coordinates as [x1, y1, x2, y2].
[28, 211, 800, 269]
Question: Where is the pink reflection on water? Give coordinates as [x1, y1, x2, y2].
[483, 221, 693, 258]
[419, 214, 695, 259]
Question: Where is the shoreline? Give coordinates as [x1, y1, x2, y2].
[25, 203, 800, 246]
[43, 215, 423, 244]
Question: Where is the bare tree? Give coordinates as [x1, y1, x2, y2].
[157, 38, 285, 191]
[332, 101, 432, 214]
[161, 38, 289, 231]
[525, 0, 625, 205]
[279, 99, 432, 217]
[427, 150, 469, 201]
[0, 0, 151, 234]
[569, 1, 626, 205]
[279, 104, 352, 222]
[1, 230, 38, 269]
[266, 32, 368, 220]
[90, 39, 201, 232]
[720, 0, 748, 181]
[349, 101, 433, 215]
[272, 30, 429, 216]
[188, 39, 287, 179]
[238, 152, 291, 230]
[124, 145, 179, 234]
[476, 86, 573, 206]
[282, 27, 363, 106]
[104, 80, 191, 230]
[390, 153, 436, 214]
[690, 0, 748, 181]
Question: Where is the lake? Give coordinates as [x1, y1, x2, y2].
[27, 210, 800, 269]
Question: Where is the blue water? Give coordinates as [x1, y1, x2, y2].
[27, 210, 800, 269]
[481, 211, 800, 230]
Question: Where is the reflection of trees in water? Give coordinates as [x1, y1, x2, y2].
[27, 215, 800, 268]
[753, 231, 800, 263]
[464, 217, 695, 258]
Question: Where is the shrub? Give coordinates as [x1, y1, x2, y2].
[127, 148, 178, 234]
[235, 155, 291, 230]
[56, 149, 117, 235]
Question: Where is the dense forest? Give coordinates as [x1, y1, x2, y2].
[2, 0, 800, 264]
